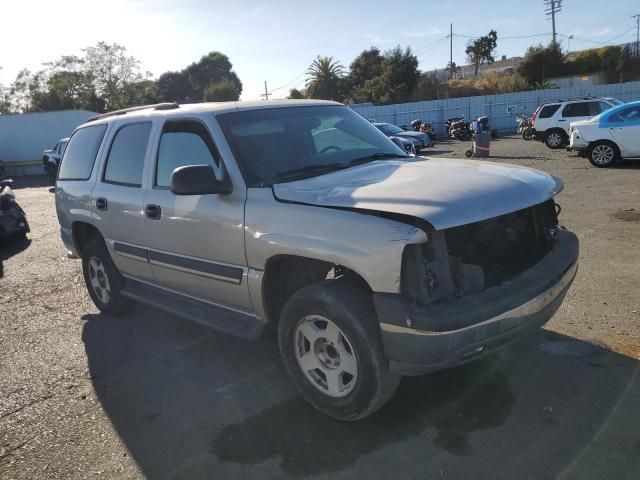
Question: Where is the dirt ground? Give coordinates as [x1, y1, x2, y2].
[1, 136, 639, 480]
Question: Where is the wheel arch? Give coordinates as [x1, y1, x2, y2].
[71, 221, 104, 257]
[261, 254, 372, 328]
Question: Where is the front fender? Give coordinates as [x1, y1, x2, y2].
[244, 188, 427, 293]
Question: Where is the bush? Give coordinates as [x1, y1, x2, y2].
[203, 80, 240, 102]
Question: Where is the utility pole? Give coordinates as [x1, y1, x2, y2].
[449, 23, 453, 80]
[633, 14, 640, 57]
[544, 0, 562, 45]
[260, 80, 270, 100]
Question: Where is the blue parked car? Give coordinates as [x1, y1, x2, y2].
[373, 122, 432, 150]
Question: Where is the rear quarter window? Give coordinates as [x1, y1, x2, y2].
[58, 124, 108, 181]
[538, 104, 561, 119]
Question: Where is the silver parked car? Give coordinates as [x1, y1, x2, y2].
[55, 100, 578, 421]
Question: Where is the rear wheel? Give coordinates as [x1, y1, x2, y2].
[278, 280, 400, 421]
[82, 239, 133, 315]
[588, 141, 619, 167]
[545, 130, 566, 149]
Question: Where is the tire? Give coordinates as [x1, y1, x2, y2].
[522, 128, 533, 141]
[81, 238, 134, 315]
[544, 130, 566, 149]
[588, 141, 619, 168]
[278, 280, 400, 421]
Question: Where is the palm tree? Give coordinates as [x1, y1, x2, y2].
[305, 56, 344, 100]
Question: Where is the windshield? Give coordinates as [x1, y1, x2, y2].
[608, 98, 625, 106]
[379, 124, 404, 135]
[217, 105, 407, 186]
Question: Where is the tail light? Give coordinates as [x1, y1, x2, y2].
[532, 105, 542, 128]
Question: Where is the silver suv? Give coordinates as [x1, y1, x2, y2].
[55, 100, 579, 420]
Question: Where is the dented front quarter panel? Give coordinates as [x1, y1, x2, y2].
[244, 188, 427, 294]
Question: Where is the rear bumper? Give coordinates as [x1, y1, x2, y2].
[60, 226, 80, 258]
[531, 128, 545, 141]
[374, 229, 579, 375]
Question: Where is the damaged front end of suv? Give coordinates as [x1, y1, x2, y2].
[273, 158, 579, 376]
[377, 199, 578, 375]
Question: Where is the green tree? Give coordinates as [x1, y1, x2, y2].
[288, 88, 304, 99]
[518, 42, 565, 85]
[465, 30, 498, 76]
[346, 47, 384, 92]
[203, 80, 240, 101]
[347, 46, 419, 105]
[83, 42, 143, 110]
[157, 71, 194, 103]
[445, 61, 460, 79]
[305, 56, 344, 100]
[185, 52, 242, 101]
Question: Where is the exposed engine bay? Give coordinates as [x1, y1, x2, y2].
[402, 199, 559, 305]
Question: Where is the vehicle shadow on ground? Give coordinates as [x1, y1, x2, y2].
[4, 174, 51, 189]
[82, 309, 640, 479]
[0, 236, 31, 278]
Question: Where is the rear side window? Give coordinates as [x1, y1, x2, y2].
[562, 102, 590, 118]
[103, 122, 152, 187]
[608, 106, 640, 123]
[538, 104, 560, 119]
[58, 124, 108, 181]
[156, 120, 220, 188]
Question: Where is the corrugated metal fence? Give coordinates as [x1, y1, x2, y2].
[350, 81, 640, 136]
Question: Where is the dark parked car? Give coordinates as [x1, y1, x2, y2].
[374, 122, 432, 149]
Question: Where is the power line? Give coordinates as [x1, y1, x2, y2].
[558, 27, 636, 47]
[270, 70, 307, 92]
[413, 35, 450, 55]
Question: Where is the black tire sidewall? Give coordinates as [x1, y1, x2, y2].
[278, 281, 393, 421]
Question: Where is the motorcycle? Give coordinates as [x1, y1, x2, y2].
[0, 179, 30, 240]
[446, 117, 472, 141]
[516, 114, 533, 140]
[407, 119, 437, 142]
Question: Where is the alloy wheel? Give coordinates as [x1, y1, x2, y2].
[591, 144, 614, 165]
[88, 256, 111, 304]
[547, 132, 562, 147]
[294, 315, 358, 398]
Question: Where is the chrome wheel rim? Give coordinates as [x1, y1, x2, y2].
[294, 315, 358, 398]
[592, 144, 614, 165]
[88, 256, 111, 304]
[547, 133, 562, 147]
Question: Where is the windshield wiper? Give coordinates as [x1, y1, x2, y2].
[270, 163, 346, 183]
[269, 153, 408, 184]
[346, 152, 410, 166]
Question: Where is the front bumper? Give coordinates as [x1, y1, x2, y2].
[374, 229, 579, 375]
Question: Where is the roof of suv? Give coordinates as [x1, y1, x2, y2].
[85, 99, 342, 124]
[540, 96, 616, 106]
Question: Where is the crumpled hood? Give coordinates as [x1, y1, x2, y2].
[273, 158, 563, 230]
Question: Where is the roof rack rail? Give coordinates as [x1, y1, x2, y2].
[87, 102, 179, 122]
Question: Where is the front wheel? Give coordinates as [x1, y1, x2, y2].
[278, 280, 400, 421]
[82, 239, 134, 315]
[588, 141, 618, 167]
[544, 130, 566, 149]
[522, 127, 532, 141]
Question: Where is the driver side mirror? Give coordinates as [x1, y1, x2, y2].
[1, 178, 14, 188]
[170, 165, 232, 196]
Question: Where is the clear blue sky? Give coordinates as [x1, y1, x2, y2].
[1, 0, 638, 100]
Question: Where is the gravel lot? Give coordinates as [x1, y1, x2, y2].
[1, 136, 639, 479]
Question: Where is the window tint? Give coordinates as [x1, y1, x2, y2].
[609, 106, 640, 123]
[60, 141, 69, 156]
[58, 124, 107, 180]
[538, 104, 560, 118]
[156, 121, 220, 188]
[591, 102, 612, 116]
[217, 105, 405, 187]
[103, 123, 151, 186]
[311, 115, 378, 153]
[562, 102, 590, 117]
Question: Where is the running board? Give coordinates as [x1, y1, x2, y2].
[121, 277, 265, 340]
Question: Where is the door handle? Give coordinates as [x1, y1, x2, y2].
[145, 204, 161, 220]
[558, 119, 567, 122]
[95, 197, 107, 211]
